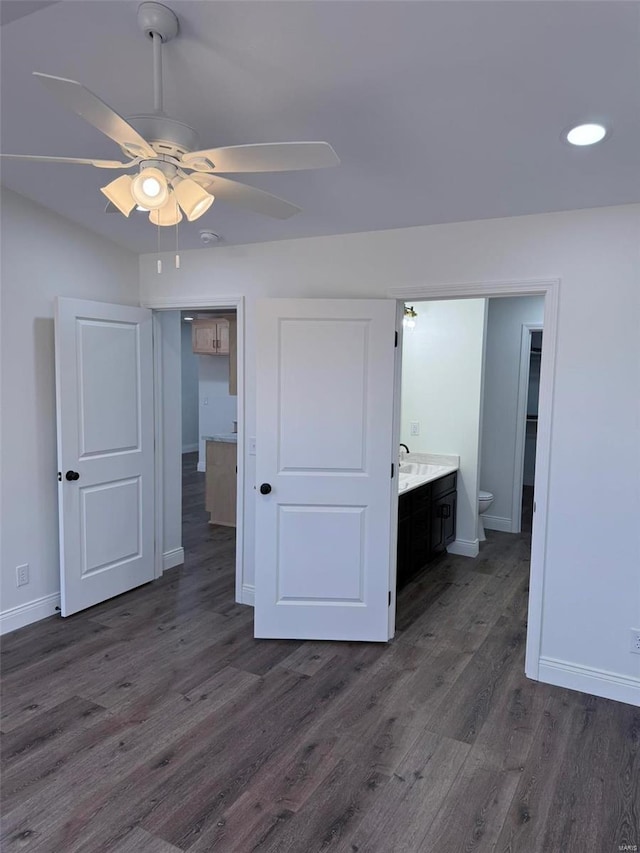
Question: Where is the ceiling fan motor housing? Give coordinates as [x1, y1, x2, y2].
[126, 115, 199, 159]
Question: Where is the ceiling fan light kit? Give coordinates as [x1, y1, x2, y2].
[100, 174, 136, 217]
[173, 176, 215, 221]
[131, 166, 170, 209]
[1, 1, 340, 240]
[149, 196, 182, 226]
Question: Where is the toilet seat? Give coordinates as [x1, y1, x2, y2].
[479, 490, 493, 501]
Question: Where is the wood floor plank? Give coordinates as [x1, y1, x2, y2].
[496, 690, 640, 853]
[427, 614, 529, 745]
[337, 730, 470, 853]
[107, 827, 183, 853]
[416, 750, 523, 853]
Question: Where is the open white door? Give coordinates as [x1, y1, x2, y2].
[55, 298, 155, 616]
[255, 298, 399, 642]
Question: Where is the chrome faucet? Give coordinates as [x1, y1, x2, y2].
[399, 443, 409, 459]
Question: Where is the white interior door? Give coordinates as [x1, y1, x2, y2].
[254, 298, 399, 642]
[55, 297, 154, 616]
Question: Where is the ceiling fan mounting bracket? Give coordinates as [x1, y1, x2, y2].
[137, 2, 178, 43]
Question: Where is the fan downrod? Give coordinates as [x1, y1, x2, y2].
[137, 2, 178, 43]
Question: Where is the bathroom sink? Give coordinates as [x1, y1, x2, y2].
[400, 462, 449, 478]
[398, 460, 458, 494]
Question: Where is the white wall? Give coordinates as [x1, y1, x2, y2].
[181, 321, 199, 452]
[480, 296, 545, 529]
[401, 299, 486, 549]
[0, 189, 139, 630]
[140, 204, 640, 702]
[197, 355, 237, 470]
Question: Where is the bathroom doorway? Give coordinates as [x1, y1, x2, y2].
[390, 279, 558, 681]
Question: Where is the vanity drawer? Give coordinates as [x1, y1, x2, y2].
[431, 472, 457, 499]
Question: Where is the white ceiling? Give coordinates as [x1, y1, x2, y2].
[1, 1, 639, 253]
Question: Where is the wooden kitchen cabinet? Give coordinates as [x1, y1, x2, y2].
[192, 318, 230, 355]
[205, 440, 237, 526]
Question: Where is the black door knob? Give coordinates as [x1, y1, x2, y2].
[259, 483, 272, 495]
[65, 470, 80, 481]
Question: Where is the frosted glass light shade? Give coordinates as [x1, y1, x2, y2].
[149, 196, 183, 226]
[131, 167, 169, 209]
[174, 177, 214, 221]
[100, 175, 135, 217]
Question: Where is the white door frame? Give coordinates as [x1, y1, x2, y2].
[147, 296, 245, 603]
[387, 278, 559, 682]
[512, 323, 544, 534]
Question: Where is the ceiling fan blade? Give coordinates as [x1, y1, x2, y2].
[182, 142, 340, 173]
[191, 174, 301, 219]
[1, 153, 136, 169]
[33, 72, 156, 159]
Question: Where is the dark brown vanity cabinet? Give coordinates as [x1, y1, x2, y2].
[396, 472, 457, 589]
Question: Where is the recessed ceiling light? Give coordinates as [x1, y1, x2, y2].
[566, 123, 607, 146]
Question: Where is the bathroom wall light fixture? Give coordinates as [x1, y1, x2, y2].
[403, 305, 418, 330]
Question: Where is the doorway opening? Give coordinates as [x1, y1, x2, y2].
[152, 298, 245, 603]
[513, 326, 544, 534]
[390, 279, 558, 680]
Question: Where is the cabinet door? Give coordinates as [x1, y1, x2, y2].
[192, 319, 217, 354]
[216, 320, 230, 355]
[396, 514, 411, 589]
[205, 440, 237, 526]
[410, 503, 431, 574]
[432, 491, 456, 554]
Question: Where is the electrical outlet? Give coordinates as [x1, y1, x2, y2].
[249, 437, 256, 456]
[410, 421, 420, 436]
[16, 564, 29, 587]
[630, 629, 640, 655]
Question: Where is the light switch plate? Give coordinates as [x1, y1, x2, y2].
[249, 437, 256, 456]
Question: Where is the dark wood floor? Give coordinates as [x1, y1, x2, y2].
[1, 454, 638, 852]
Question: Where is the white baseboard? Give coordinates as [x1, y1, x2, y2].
[482, 514, 513, 533]
[538, 656, 640, 707]
[447, 538, 479, 558]
[0, 592, 60, 635]
[197, 461, 206, 473]
[162, 547, 184, 571]
[182, 444, 199, 454]
[241, 583, 255, 606]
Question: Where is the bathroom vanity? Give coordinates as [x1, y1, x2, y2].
[396, 456, 458, 588]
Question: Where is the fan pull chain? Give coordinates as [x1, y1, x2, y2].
[157, 220, 162, 274]
[175, 216, 180, 269]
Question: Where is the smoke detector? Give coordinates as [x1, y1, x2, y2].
[199, 230, 220, 245]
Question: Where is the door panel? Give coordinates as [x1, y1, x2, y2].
[78, 320, 141, 455]
[55, 298, 154, 616]
[255, 298, 399, 642]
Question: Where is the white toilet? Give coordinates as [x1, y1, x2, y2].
[478, 490, 494, 542]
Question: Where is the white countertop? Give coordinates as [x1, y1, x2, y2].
[203, 434, 238, 443]
[398, 452, 459, 494]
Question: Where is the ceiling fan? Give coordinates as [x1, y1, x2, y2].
[1, 2, 340, 227]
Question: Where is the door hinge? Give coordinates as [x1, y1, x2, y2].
[391, 462, 394, 479]
[395, 331, 398, 348]
[57, 472, 62, 481]
[533, 500, 536, 513]
[388, 590, 392, 606]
